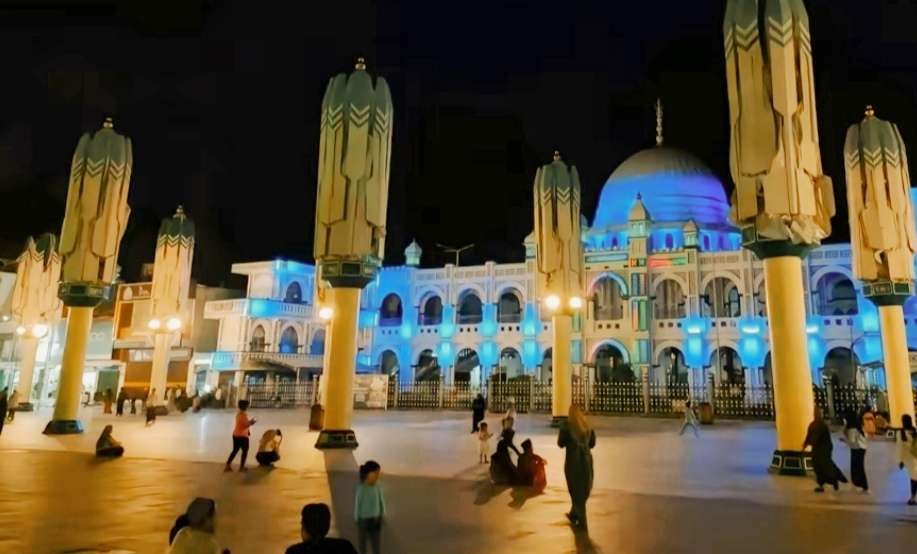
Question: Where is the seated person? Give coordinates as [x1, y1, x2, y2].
[516, 439, 547, 492]
[96, 425, 124, 458]
[489, 428, 521, 485]
[255, 428, 282, 466]
[286, 502, 357, 554]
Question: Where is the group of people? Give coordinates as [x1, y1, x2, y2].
[223, 400, 284, 472]
[167, 499, 362, 554]
[803, 407, 917, 504]
[472, 394, 595, 529]
[164, 463, 384, 553]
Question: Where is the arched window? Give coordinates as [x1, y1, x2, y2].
[379, 293, 403, 327]
[454, 348, 481, 383]
[457, 290, 483, 324]
[284, 281, 303, 303]
[664, 233, 674, 250]
[279, 326, 299, 353]
[703, 277, 741, 317]
[497, 289, 522, 323]
[711, 347, 743, 384]
[309, 329, 325, 355]
[415, 349, 440, 381]
[594, 344, 629, 382]
[418, 294, 443, 326]
[702, 234, 711, 251]
[540, 347, 553, 382]
[592, 276, 625, 320]
[379, 350, 399, 375]
[658, 347, 686, 384]
[756, 280, 767, 317]
[611, 236, 619, 249]
[814, 274, 858, 315]
[250, 325, 266, 352]
[653, 279, 686, 319]
[823, 347, 858, 386]
[496, 347, 523, 380]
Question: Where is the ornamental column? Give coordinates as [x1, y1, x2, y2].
[533, 152, 585, 426]
[313, 58, 393, 449]
[10, 234, 62, 409]
[147, 206, 195, 411]
[724, 0, 836, 473]
[843, 107, 917, 428]
[45, 117, 132, 434]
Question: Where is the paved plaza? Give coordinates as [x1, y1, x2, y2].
[0, 407, 915, 553]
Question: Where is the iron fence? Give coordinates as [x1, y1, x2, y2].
[243, 378, 913, 422]
[244, 382, 315, 408]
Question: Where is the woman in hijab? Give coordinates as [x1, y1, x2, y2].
[471, 394, 486, 433]
[803, 407, 847, 492]
[489, 428, 521, 485]
[558, 405, 595, 529]
[169, 497, 227, 553]
[95, 425, 124, 458]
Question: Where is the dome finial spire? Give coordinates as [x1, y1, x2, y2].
[655, 98, 663, 146]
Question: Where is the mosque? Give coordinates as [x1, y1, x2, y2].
[201, 105, 917, 394]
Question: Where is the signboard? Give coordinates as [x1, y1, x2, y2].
[353, 373, 388, 409]
[120, 283, 152, 301]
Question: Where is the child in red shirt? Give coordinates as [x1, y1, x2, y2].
[225, 399, 256, 472]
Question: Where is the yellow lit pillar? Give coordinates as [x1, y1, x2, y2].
[533, 151, 584, 427]
[763, 257, 814, 455]
[842, 107, 917, 430]
[724, 0, 836, 473]
[312, 58, 393, 449]
[551, 314, 572, 422]
[149, 332, 172, 408]
[45, 117, 132, 434]
[320, 288, 361, 435]
[878, 305, 915, 427]
[16, 336, 39, 403]
[48, 307, 93, 430]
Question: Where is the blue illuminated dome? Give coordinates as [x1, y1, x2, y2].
[592, 146, 730, 228]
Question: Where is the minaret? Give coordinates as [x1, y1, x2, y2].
[313, 57, 393, 449]
[46, 117, 132, 434]
[10, 234, 62, 409]
[655, 98, 664, 147]
[404, 240, 422, 267]
[533, 150, 584, 426]
[147, 206, 195, 410]
[724, 0, 835, 473]
[843, 106, 917, 427]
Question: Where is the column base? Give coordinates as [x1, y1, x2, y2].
[13, 402, 35, 412]
[315, 429, 358, 449]
[769, 449, 812, 476]
[550, 416, 567, 428]
[43, 419, 84, 435]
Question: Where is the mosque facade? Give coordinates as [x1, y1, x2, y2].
[202, 131, 917, 392]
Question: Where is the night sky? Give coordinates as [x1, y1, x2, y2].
[2, 1, 917, 285]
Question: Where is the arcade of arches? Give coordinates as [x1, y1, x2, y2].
[702, 277, 741, 318]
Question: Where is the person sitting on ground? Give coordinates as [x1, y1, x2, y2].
[169, 497, 229, 554]
[255, 428, 283, 466]
[516, 438, 547, 492]
[490, 428, 522, 485]
[95, 425, 124, 458]
[285, 502, 357, 554]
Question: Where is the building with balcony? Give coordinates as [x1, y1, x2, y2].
[200, 138, 917, 391]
